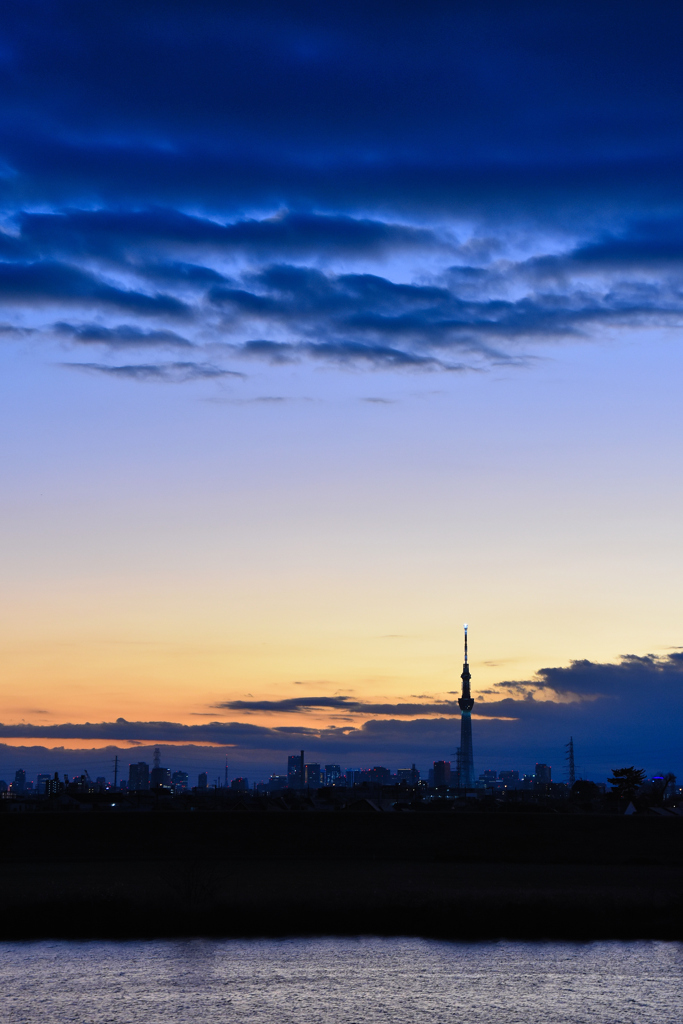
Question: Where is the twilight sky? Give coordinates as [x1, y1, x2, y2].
[1, 1, 683, 784]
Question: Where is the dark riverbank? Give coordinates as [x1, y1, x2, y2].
[3, 813, 682, 940]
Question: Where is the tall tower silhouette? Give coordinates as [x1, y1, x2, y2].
[458, 624, 475, 787]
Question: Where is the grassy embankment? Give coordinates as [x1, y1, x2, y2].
[2, 813, 681, 939]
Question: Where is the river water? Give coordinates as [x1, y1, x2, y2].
[1, 937, 682, 1023]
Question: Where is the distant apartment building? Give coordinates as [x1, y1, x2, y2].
[128, 762, 150, 791]
[45, 773, 63, 796]
[304, 763, 322, 787]
[346, 769, 361, 787]
[535, 763, 552, 784]
[479, 769, 497, 784]
[433, 761, 452, 787]
[366, 766, 391, 785]
[37, 773, 51, 795]
[267, 775, 288, 791]
[12, 769, 26, 793]
[287, 753, 304, 789]
[197, 772, 208, 790]
[151, 766, 172, 788]
[397, 765, 420, 785]
[324, 764, 342, 786]
[171, 770, 189, 790]
[230, 777, 249, 791]
[499, 770, 520, 782]
[149, 747, 172, 788]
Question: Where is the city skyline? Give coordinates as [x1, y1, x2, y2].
[0, 738, 568, 795]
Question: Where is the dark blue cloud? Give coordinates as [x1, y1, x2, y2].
[0, 260, 188, 315]
[2, 215, 683, 374]
[231, 338, 454, 371]
[0, 3, 681, 377]
[0, 719, 289, 743]
[144, 263, 227, 287]
[217, 696, 462, 715]
[210, 260, 683, 367]
[68, 361, 244, 383]
[54, 322, 193, 348]
[1, 1, 683, 216]
[502, 650, 683, 701]
[15, 209, 439, 260]
[562, 219, 683, 268]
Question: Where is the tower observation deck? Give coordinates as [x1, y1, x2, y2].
[458, 624, 475, 787]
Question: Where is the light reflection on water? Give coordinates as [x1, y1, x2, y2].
[1, 938, 682, 1024]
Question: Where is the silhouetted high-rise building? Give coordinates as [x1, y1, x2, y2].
[128, 762, 150, 791]
[535, 763, 552, 784]
[171, 770, 189, 790]
[12, 769, 26, 793]
[288, 753, 304, 789]
[230, 777, 248, 791]
[433, 761, 451, 787]
[458, 625, 475, 787]
[45, 772, 63, 796]
[267, 775, 288, 791]
[397, 765, 420, 785]
[150, 747, 171, 787]
[304, 763, 322, 787]
[325, 764, 342, 785]
[197, 771, 208, 790]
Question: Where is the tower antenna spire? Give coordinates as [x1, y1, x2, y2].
[457, 623, 475, 788]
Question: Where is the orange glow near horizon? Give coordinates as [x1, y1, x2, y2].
[0, 738, 235, 750]
[1, 336, 682, 736]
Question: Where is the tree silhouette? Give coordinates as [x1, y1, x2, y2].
[571, 779, 599, 802]
[650, 772, 677, 806]
[608, 767, 646, 800]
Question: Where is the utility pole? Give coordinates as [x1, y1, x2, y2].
[113, 755, 119, 791]
[566, 737, 576, 787]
